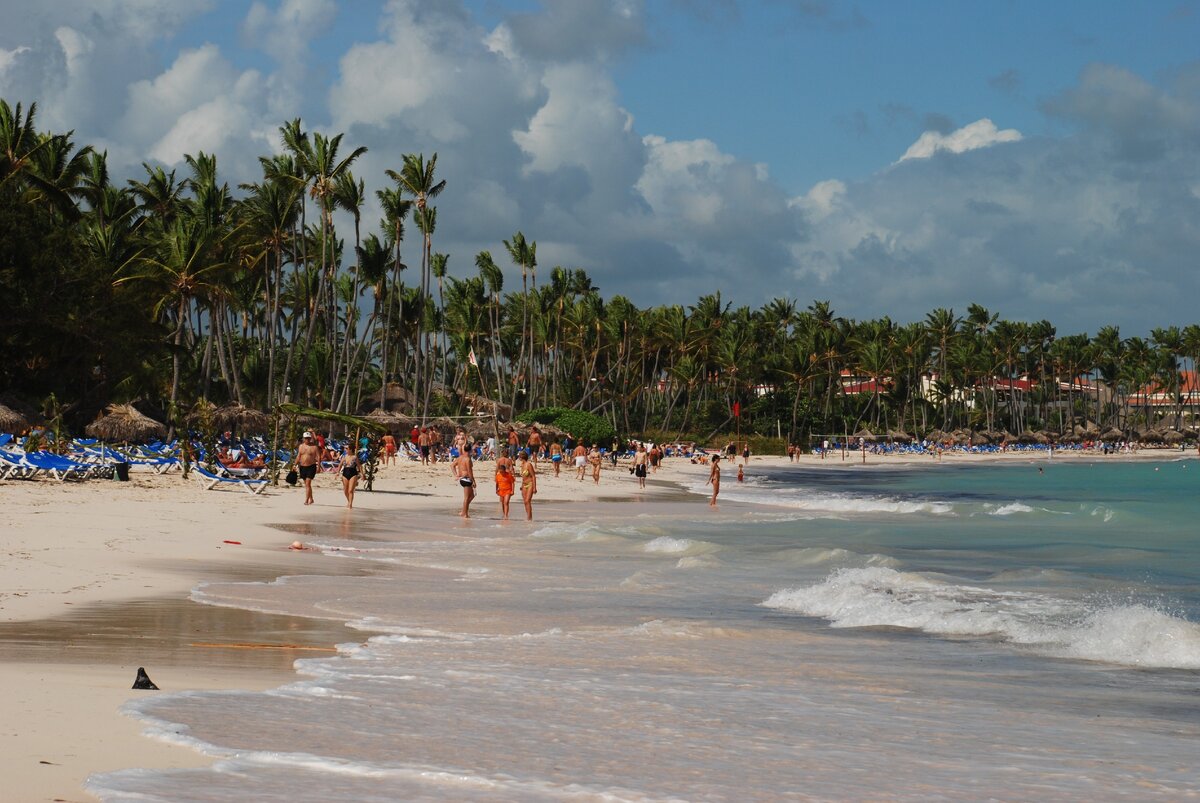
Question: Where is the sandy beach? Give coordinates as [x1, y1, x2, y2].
[2, 446, 1191, 802]
[0, 451, 715, 802]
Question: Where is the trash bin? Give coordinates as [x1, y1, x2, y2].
[114, 462, 130, 481]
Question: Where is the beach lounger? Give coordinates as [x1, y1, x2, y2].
[0, 449, 37, 479]
[193, 464, 268, 494]
[216, 459, 267, 479]
[21, 450, 98, 481]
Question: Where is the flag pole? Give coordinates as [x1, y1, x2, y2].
[469, 346, 500, 456]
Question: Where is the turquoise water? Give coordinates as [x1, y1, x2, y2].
[90, 458, 1200, 801]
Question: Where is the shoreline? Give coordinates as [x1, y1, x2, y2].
[2, 448, 1192, 801]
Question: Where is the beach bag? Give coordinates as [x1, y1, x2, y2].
[285, 468, 299, 486]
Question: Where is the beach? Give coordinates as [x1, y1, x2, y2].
[4, 448, 1200, 801]
[1, 453, 706, 801]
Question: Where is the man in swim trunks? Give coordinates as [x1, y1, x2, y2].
[526, 426, 543, 467]
[297, 431, 320, 506]
[549, 440, 563, 476]
[452, 448, 476, 518]
[418, 427, 432, 465]
[633, 443, 648, 489]
[506, 426, 520, 460]
[572, 442, 588, 480]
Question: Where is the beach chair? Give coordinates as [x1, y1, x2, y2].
[0, 448, 36, 479]
[22, 450, 98, 481]
[193, 464, 268, 494]
[216, 459, 267, 479]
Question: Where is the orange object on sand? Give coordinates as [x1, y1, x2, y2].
[223, 540, 242, 545]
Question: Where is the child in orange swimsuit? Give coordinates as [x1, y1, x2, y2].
[495, 463, 515, 520]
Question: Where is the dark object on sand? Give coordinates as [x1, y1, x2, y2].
[285, 468, 299, 486]
[132, 667, 159, 690]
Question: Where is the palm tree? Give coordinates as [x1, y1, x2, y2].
[0, 100, 54, 189]
[925, 307, 961, 429]
[387, 153, 446, 411]
[115, 216, 230, 430]
[503, 231, 537, 412]
[26, 132, 92, 220]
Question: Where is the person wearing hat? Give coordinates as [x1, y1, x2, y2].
[297, 431, 321, 505]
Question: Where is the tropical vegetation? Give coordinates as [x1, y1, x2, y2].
[4, 98, 1200, 446]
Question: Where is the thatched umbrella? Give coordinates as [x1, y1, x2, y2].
[886, 429, 913, 442]
[1100, 427, 1124, 441]
[213, 403, 272, 435]
[1141, 429, 1166, 444]
[466, 420, 497, 440]
[364, 408, 407, 434]
[359, 383, 416, 414]
[186, 399, 217, 424]
[85, 404, 167, 443]
[426, 416, 459, 434]
[0, 403, 29, 434]
[1162, 429, 1185, 444]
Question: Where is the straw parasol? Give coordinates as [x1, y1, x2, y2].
[465, 420, 497, 440]
[1162, 429, 1185, 444]
[85, 403, 167, 443]
[0, 403, 29, 434]
[212, 403, 272, 435]
[364, 408, 410, 434]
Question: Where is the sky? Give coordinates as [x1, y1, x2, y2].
[3, 0, 1200, 336]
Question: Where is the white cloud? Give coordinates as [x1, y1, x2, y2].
[0, 45, 29, 73]
[898, 118, 1022, 162]
[242, 0, 336, 65]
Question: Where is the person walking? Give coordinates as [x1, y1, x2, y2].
[589, 445, 602, 484]
[453, 448, 476, 518]
[339, 442, 361, 509]
[495, 459, 515, 520]
[518, 450, 537, 521]
[526, 426, 543, 467]
[633, 443, 648, 489]
[297, 432, 320, 506]
[573, 442, 588, 480]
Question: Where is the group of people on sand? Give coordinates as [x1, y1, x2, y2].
[293, 420, 743, 514]
[451, 439, 537, 521]
[295, 431, 362, 509]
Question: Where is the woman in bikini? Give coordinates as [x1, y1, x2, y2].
[518, 450, 537, 521]
[339, 442, 361, 509]
[707, 455, 721, 507]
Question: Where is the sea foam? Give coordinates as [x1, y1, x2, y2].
[763, 567, 1200, 669]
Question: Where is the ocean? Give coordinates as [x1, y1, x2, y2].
[90, 457, 1200, 801]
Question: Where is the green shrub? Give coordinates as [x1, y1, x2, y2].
[517, 407, 616, 446]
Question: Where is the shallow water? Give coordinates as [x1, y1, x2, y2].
[90, 458, 1200, 801]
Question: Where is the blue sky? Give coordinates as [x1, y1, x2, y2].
[3, 1, 1200, 335]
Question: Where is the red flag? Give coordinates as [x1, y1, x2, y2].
[732, 401, 741, 418]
